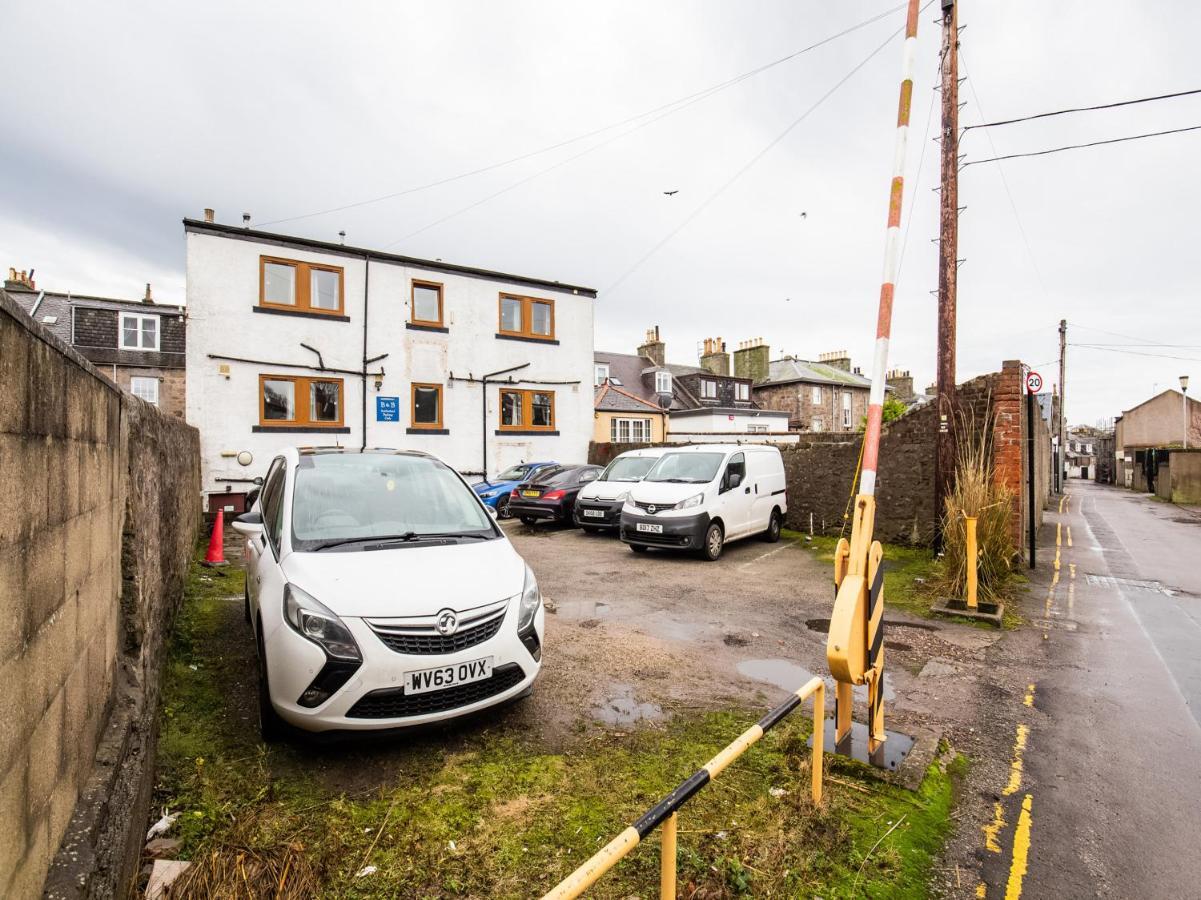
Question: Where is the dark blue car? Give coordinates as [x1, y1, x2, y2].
[473, 461, 558, 518]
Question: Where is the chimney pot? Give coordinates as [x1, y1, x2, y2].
[143, 283, 154, 304]
[203, 208, 215, 223]
[242, 213, 251, 228]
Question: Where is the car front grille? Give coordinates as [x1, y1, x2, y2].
[345, 663, 526, 719]
[366, 599, 508, 656]
[632, 500, 669, 514]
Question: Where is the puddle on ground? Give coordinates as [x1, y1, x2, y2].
[592, 683, 663, 726]
[736, 658, 896, 702]
[555, 599, 611, 620]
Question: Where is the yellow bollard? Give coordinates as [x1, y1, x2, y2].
[965, 515, 979, 610]
[659, 812, 677, 899]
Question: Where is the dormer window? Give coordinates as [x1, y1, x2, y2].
[595, 363, 610, 386]
[700, 379, 717, 399]
[120, 312, 160, 351]
[655, 371, 672, 394]
[736, 382, 750, 401]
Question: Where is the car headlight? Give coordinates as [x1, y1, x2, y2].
[614, 490, 630, 503]
[283, 584, 361, 661]
[517, 565, 542, 633]
[673, 493, 704, 510]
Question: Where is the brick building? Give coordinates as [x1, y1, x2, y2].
[4, 268, 186, 416]
[745, 345, 875, 433]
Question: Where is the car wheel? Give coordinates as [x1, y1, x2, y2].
[629, 543, 648, 553]
[762, 509, 782, 543]
[255, 621, 285, 743]
[498, 496, 512, 519]
[520, 516, 537, 526]
[701, 522, 724, 561]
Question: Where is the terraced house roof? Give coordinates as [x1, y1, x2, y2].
[762, 357, 873, 388]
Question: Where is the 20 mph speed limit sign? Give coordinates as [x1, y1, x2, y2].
[1026, 371, 1043, 394]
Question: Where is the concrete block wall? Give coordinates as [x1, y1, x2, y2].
[0, 290, 200, 899]
[1168, 450, 1201, 504]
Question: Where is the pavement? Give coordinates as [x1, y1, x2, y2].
[973, 481, 1201, 899]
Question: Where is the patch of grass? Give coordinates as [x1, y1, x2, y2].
[152, 542, 966, 898]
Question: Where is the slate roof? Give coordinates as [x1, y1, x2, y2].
[9, 290, 73, 343]
[762, 357, 873, 388]
[594, 381, 667, 413]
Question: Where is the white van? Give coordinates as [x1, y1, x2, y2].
[573, 447, 668, 532]
[620, 444, 787, 560]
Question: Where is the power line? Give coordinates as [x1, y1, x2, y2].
[962, 124, 1201, 167]
[1071, 343, 1201, 363]
[962, 87, 1201, 132]
[254, 2, 910, 230]
[1072, 322, 1184, 345]
[602, 12, 922, 297]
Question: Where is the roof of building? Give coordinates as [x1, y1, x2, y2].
[184, 219, 597, 297]
[594, 381, 668, 413]
[5, 284, 185, 345]
[670, 406, 789, 418]
[1120, 388, 1200, 416]
[761, 357, 873, 388]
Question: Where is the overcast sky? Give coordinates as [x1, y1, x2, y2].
[2, 0, 1199, 426]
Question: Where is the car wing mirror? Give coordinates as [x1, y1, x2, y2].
[486, 505, 499, 519]
[232, 510, 264, 536]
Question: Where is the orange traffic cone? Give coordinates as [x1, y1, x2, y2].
[201, 509, 228, 567]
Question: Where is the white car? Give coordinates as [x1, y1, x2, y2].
[620, 444, 787, 560]
[231, 447, 544, 740]
[572, 447, 668, 532]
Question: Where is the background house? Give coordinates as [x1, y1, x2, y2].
[185, 214, 595, 512]
[5, 268, 186, 416]
[747, 344, 875, 433]
[1114, 388, 1201, 492]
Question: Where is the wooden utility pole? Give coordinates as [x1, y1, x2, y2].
[934, 0, 959, 547]
[1058, 318, 1067, 492]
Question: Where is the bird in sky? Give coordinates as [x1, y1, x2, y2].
[663, 190, 678, 196]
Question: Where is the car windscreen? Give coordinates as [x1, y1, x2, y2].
[600, 455, 658, 482]
[291, 454, 497, 550]
[644, 452, 725, 484]
[540, 467, 583, 486]
[495, 465, 528, 481]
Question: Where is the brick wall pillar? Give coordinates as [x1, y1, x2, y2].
[992, 360, 1025, 553]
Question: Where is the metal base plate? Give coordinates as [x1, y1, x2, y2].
[808, 717, 915, 771]
[930, 597, 1004, 626]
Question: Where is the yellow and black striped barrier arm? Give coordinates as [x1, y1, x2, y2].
[542, 677, 826, 900]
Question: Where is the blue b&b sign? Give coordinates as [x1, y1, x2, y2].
[376, 396, 400, 422]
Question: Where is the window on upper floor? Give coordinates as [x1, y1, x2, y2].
[841, 392, 852, 428]
[700, 379, 717, 399]
[259, 256, 344, 316]
[500, 388, 555, 431]
[129, 376, 159, 405]
[498, 294, 554, 341]
[736, 382, 750, 401]
[656, 371, 672, 394]
[411, 280, 444, 327]
[259, 374, 343, 428]
[120, 312, 159, 351]
[811, 385, 823, 404]
[410, 383, 443, 430]
[595, 363, 610, 386]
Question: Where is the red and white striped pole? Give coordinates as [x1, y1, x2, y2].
[860, 0, 921, 498]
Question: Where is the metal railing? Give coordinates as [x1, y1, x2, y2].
[542, 677, 826, 900]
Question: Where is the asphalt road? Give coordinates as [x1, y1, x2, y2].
[980, 481, 1201, 898]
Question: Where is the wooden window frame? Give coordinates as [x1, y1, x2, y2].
[498, 388, 555, 432]
[258, 256, 345, 316]
[257, 374, 345, 428]
[409, 382, 444, 430]
[497, 293, 555, 341]
[410, 279, 444, 328]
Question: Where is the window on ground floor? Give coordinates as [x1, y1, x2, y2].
[259, 374, 343, 427]
[500, 388, 555, 431]
[129, 376, 159, 405]
[610, 417, 652, 443]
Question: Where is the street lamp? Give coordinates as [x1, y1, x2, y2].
[1182, 375, 1191, 450]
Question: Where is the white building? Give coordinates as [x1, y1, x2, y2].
[185, 216, 597, 512]
[666, 407, 793, 443]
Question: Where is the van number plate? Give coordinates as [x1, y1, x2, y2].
[405, 657, 493, 695]
[583, 509, 605, 518]
[636, 523, 664, 534]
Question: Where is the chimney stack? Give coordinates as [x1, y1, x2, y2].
[4, 267, 36, 291]
[638, 325, 666, 368]
[699, 337, 731, 376]
[143, 283, 154, 305]
[732, 337, 770, 384]
[886, 368, 914, 401]
[242, 213, 252, 228]
[203, 208, 215, 223]
[818, 350, 852, 372]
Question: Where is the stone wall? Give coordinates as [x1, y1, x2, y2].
[1168, 450, 1201, 504]
[0, 290, 200, 899]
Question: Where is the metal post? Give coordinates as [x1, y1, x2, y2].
[1058, 319, 1067, 492]
[965, 515, 978, 609]
[659, 813, 677, 899]
[934, 0, 959, 550]
[1027, 389, 1037, 569]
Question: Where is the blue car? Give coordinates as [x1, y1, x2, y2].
[474, 461, 558, 518]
